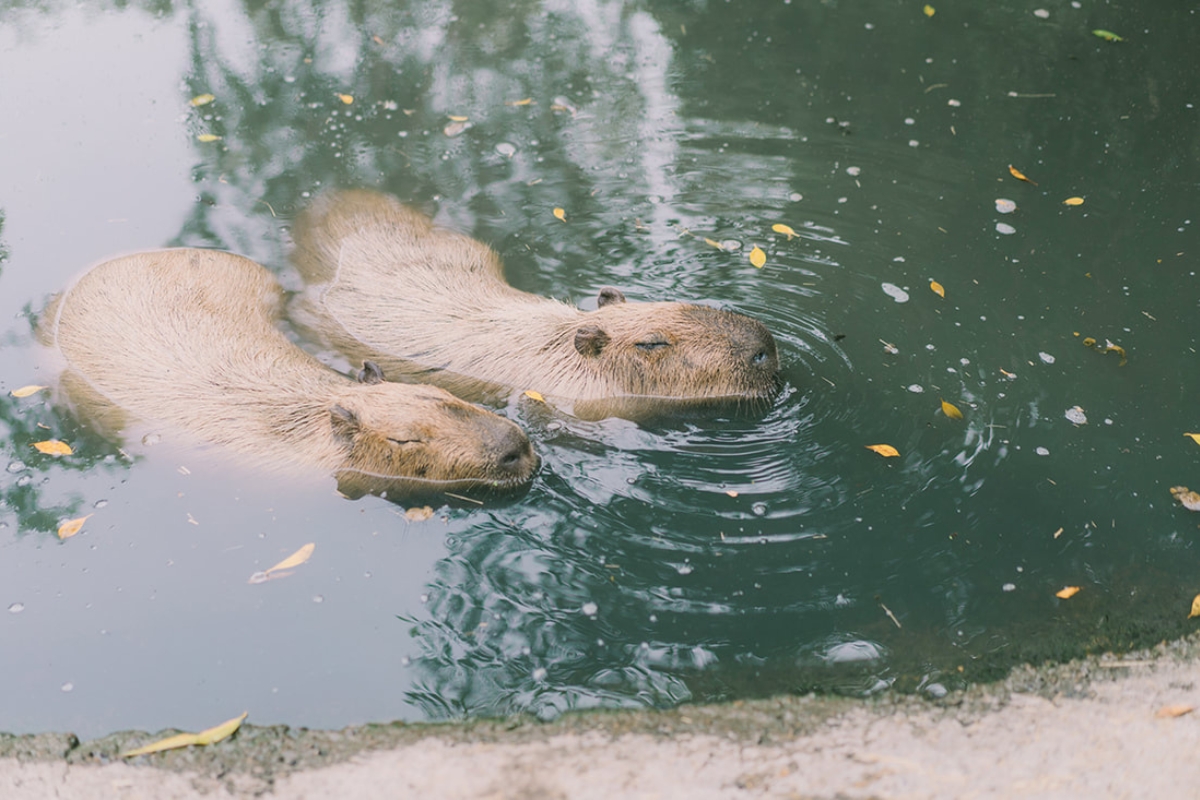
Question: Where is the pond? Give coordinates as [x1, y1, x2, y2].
[1, 0, 1197, 739]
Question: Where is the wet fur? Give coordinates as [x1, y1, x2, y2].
[44, 249, 537, 495]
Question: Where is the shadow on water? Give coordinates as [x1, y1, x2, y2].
[1, 0, 1198, 735]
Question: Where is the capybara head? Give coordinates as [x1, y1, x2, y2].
[569, 287, 780, 403]
[330, 377, 538, 497]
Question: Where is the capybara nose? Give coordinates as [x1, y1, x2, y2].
[495, 426, 539, 479]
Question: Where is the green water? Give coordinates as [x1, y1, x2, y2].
[1, 0, 1197, 737]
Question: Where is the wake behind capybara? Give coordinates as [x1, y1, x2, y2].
[289, 190, 780, 419]
[43, 249, 538, 498]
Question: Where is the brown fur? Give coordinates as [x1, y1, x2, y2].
[290, 190, 780, 418]
[44, 249, 538, 496]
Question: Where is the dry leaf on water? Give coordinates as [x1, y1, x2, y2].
[930, 280, 945, 298]
[405, 506, 434, 522]
[57, 514, 93, 540]
[1188, 594, 1200, 619]
[249, 543, 315, 584]
[197, 134, 221, 143]
[336, 93, 354, 105]
[1184, 433, 1200, 447]
[121, 712, 248, 758]
[772, 223, 797, 240]
[506, 98, 533, 106]
[1008, 165, 1038, 186]
[1155, 705, 1194, 719]
[33, 440, 73, 456]
[940, 399, 963, 420]
[523, 390, 545, 403]
[1170, 486, 1200, 512]
[749, 246, 766, 269]
[703, 238, 725, 250]
[1056, 586, 1081, 599]
[10, 385, 47, 398]
[1063, 197, 1085, 206]
[552, 207, 566, 222]
[865, 444, 900, 458]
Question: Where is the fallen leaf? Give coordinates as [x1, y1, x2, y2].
[506, 98, 533, 106]
[447, 114, 469, 122]
[725, 490, 739, 498]
[865, 444, 900, 458]
[940, 399, 964, 420]
[1053, 527, 1064, 539]
[57, 514, 93, 540]
[930, 280, 945, 298]
[923, 4, 935, 17]
[749, 246, 766, 269]
[443, 121, 468, 137]
[336, 93, 354, 104]
[552, 208, 566, 222]
[1056, 586, 1081, 599]
[1092, 29, 1124, 42]
[1155, 705, 1194, 719]
[405, 506, 434, 522]
[1102, 340, 1127, 365]
[1171, 486, 1200, 512]
[190, 93, 215, 107]
[33, 440, 73, 456]
[772, 223, 797, 240]
[703, 237, 725, 250]
[1189, 593, 1200, 619]
[523, 390, 546, 402]
[197, 134, 222, 143]
[1007, 165, 1038, 185]
[10, 385, 47, 398]
[121, 712, 247, 757]
[265, 543, 315, 574]
[1185, 433, 1200, 447]
[1063, 197, 1085, 206]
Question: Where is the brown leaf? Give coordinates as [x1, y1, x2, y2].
[57, 514, 93, 540]
[33, 440, 73, 456]
[1008, 165, 1038, 186]
[865, 444, 900, 458]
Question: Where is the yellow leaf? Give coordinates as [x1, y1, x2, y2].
[749, 246, 766, 269]
[11, 385, 47, 398]
[1056, 586, 1081, 599]
[1171, 486, 1200, 512]
[865, 444, 900, 458]
[923, 5, 935, 17]
[190, 93, 215, 107]
[121, 712, 247, 757]
[447, 114, 469, 122]
[523, 390, 546, 402]
[1007, 165, 1038, 186]
[197, 134, 222, 143]
[33, 440, 73, 456]
[1185, 433, 1200, 447]
[336, 93, 354, 105]
[940, 399, 964, 420]
[1189, 594, 1200, 619]
[771, 223, 797, 240]
[702, 238, 725, 250]
[265, 543, 315, 575]
[506, 98, 533, 106]
[930, 280, 945, 298]
[57, 514, 93, 540]
[552, 208, 566, 222]
[1155, 704, 1195, 719]
[1063, 197, 1085, 206]
[405, 506, 434, 522]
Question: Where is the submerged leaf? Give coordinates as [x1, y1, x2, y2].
[771, 223, 797, 240]
[1056, 586, 1081, 599]
[121, 712, 247, 757]
[930, 280, 945, 298]
[57, 514, 93, 540]
[33, 440, 73, 456]
[940, 399, 964, 420]
[749, 246, 766, 269]
[1092, 29, 1124, 42]
[923, 5, 935, 17]
[10, 385, 47, 398]
[865, 444, 900, 458]
[265, 543, 315, 574]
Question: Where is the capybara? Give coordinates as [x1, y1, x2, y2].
[289, 189, 780, 419]
[43, 249, 538, 498]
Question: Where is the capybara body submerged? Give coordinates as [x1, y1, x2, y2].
[290, 190, 780, 419]
[44, 249, 537, 497]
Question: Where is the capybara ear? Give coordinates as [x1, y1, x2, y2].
[574, 324, 610, 357]
[357, 360, 384, 385]
[330, 404, 361, 441]
[596, 286, 627, 307]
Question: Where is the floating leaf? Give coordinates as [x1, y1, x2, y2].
[940, 399, 964, 420]
[1053, 527, 1064, 539]
[523, 390, 546, 403]
[772, 223, 797, 240]
[10, 385, 47, 398]
[1189, 594, 1200, 619]
[1171, 486, 1200, 512]
[749, 246, 766, 269]
[1102, 340, 1127, 365]
[1056, 586, 1081, 599]
[1063, 197, 1085, 206]
[1092, 29, 1123, 42]
[702, 238, 725, 250]
[1155, 704, 1195, 719]
[57, 514, 93, 540]
[190, 93, 215, 107]
[336, 93, 354, 105]
[121, 712, 247, 758]
[552, 207, 566, 222]
[33, 440, 73, 456]
[196, 134, 222, 143]
[930, 280, 945, 298]
[1008, 165, 1038, 185]
[865, 444, 900, 458]
[725, 490, 739, 498]
[447, 114, 469, 122]
[405, 506, 434, 522]
[506, 98, 533, 106]
[1184, 433, 1200, 447]
[266, 543, 315, 575]
[923, 5, 935, 17]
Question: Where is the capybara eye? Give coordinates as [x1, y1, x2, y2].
[752, 350, 769, 365]
[387, 437, 422, 447]
[635, 340, 670, 352]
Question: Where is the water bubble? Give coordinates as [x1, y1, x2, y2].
[789, 192, 803, 202]
[495, 141, 516, 157]
[8, 602, 24, 613]
[720, 239, 742, 251]
[1035, 447, 1050, 456]
[676, 563, 694, 576]
[532, 667, 548, 681]
[581, 601, 598, 616]
[142, 433, 161, 446]
[751, 502, 767, 516]
[1034, 8, 1050, 18]
[312, 595, 324, 604]
[846, 166, 861, 176]
[907, 384, 925, 393]
[61, 682, 74, 693]
[1002, 583, 1016, 592]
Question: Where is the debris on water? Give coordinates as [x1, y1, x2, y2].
[996, 222, 1016, 235]
[1002, 583, 1016, 592]
[494, 142, 516, 157]
[1170, 486, 1200, 512]
[1038, 352, 1056, 364]
[1064, 406, 1087, 425]
[881, 282, 910, 303]
[995, 198, 1017, 214]
[582, 602, 599, 616]
[907, 384, 925, 393]
[1036, 447, 1050, 456]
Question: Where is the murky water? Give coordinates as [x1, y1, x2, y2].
[1, 1, 1197, 738]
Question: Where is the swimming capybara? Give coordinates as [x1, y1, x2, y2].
[289, 189, 780, 420]
[43, 249, 538, 498]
